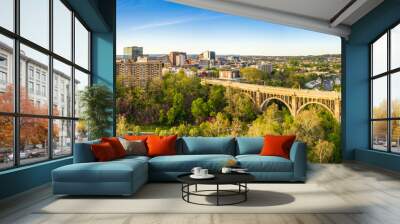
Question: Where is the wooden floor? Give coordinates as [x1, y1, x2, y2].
[1, 162, 400, 224]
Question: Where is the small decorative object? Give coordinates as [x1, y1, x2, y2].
[190, 167, 214, 179]
[191, 167, 202, 176]
[221, 167, 232, 173]
[226, 159, 238, 168]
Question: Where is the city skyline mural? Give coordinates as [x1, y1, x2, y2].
[117, 0, 342, 163]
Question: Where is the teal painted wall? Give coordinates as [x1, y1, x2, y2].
[0, 158, 72, 199]
[92, 31, 116, 135]
[344, 0, 400, 171]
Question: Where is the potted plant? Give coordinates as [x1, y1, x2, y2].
[80, 84, 113, 140]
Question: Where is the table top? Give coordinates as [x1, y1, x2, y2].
[177, 172, 255, 185]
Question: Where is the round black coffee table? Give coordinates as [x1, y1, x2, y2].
[177, 173, 255, 206]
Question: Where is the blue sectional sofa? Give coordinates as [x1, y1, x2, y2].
[52, 137, 307, 196]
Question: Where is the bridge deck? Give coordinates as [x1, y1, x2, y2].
[201, 79, 341, 100]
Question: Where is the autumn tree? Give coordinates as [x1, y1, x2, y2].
[191, 98, 209, 123]
[0, 85, 53, 152]
[240, 67, 265, 82]
[224, 91, 258, 122]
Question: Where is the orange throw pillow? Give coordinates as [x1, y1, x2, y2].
[101, 137, 126, 158]
[260, 135, 296, 159]
[91, 142, 117, 162]
[124, 135, 149, 141]
[146, 135, 177, 157]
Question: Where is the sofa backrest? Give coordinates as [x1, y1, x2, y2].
[236, 137, 264, 155]
[73, 139, 100, 163]
[179, 137, 236, 155]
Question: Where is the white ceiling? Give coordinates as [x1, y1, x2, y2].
[169, 0, 384, 38]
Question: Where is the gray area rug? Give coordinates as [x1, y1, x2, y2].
[37, 183, 361, 214]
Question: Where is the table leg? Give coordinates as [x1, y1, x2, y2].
[245, 183, 247, 201]
[187, 184, 190, 202]
[181, 184, 183, 199]
[217, 184, 219, 206]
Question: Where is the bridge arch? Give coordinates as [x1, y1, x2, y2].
[296, 102, 335, 118]
[241, 92, 257, 105]
[260, 97, 294, 116]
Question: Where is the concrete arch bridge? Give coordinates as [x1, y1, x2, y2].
[202, 79, 341, 121]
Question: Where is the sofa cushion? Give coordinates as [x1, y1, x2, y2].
[116, 155, 150, 163]
[91, 142, 118, 162]
[119, 138, 147, 156]
[181, 137, 235, 155]
[101, 137, 127, 158]
[236, 155, 293, 172]
[124, 135, 149, 141]
[147, 135, 177, 157]
[260, 135, 296, 159]
[236, 137, 264, 155]
[149, 154, 235, 172]
[53, 158, 147, 183]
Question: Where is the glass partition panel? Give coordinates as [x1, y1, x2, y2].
[74, 18, 89, 70]
[372, 33, 387, 76]
[391, 72, 400, 118]
[0, 34, 14, 112]
[372, 121, 388, 151]
[391, 24, 400, 70]
[391, 120, 400, 153]
[53, 119, 72, 157]
[20, 44, 49, 115]
[74, 69, 89, 118]
[372, 76, 387, 119]
[0, 0, 14, 31]
[0, 116, 14, 170]
[20, 0, 49, 49]
[53, 59, 72, 117]
[53, 0, 72, 60]
[20, 117, 49, 165]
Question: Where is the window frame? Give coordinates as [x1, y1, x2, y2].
[370, 21, 400, 154]
[0, 0, 92, 171]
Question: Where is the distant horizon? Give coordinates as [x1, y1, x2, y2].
[117, 52, 341, 57]
[117, 0, 341, 56]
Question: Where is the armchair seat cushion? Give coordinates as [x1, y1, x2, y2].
[236, 155, 293, 172]
[149, 154, 235, 172]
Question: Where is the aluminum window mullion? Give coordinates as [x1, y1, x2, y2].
[48, 0, 54, 160]
[13, 0, 21, 167]
[71, 10, 76, 155]
[387, 30, 391, 152]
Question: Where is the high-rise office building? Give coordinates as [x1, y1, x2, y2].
[175, 54, 186, 66]
[257, 62, 273, 74]
[117, 59, 162, 88]
[199, 50, 216, 61]
[169, 51, 186, 66]
[219, 70, 240, 80]
[123, 46, 143, 61]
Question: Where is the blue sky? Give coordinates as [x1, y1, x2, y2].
[117, 0, 341, 56]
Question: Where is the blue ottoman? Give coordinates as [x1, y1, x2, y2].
[52, 157, 148, 196]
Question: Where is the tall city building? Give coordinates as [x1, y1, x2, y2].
[256, 62, 273, 74]
[199, 50, 216, 61]
[123, 46, 143, 61]
[219, 70, 240, 80]
[169, 51, 186, 66]
[117, 59, 162, 88]
[175, 54, 186, 66]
